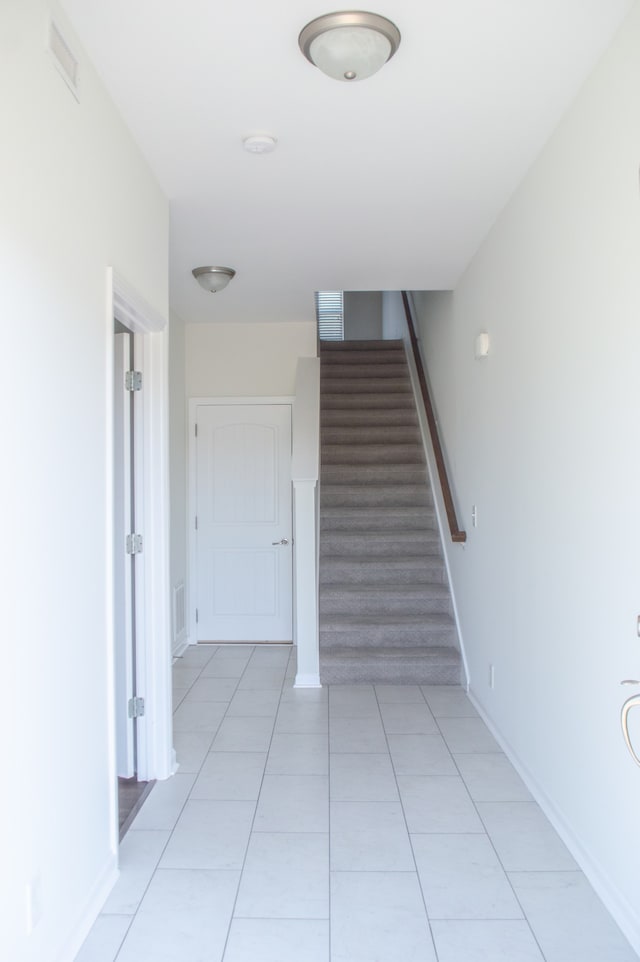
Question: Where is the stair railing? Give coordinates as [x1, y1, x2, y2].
[401, 291, 467, 544]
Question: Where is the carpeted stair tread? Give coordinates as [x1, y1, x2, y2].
[320, 645, 461, 685]
[321, 505, 436, 531]
[321, 363, 409, 379]
[320, 556, 448, 585]
[322, 408, 419, 427]
[321, 378, 413, 395]
[320, 529, 442, 555]
[322, 425, 423, 444]
[322, 463, 427, 485]
[321, 443, 425, 465]
[320, 583, 453, 616]
[321, 339, 404, 351]
[321, 483, 432, 508]
[321, 393, 414, 410]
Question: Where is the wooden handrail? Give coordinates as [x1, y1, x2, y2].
[401, 291, 467, 544]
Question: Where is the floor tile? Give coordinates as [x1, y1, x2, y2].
[266, 732, 329, 775]
[226, 689, 281, 717]
[280, 685, 328, 704]
[130, 773, 195, 831]
[375, 684, 426, 703]
[422, 685, 479, 717]
[176, 644, 217, 667]
[329, 715, 387, 752]
[379, 701, 438, 734]
[184, 676, 239, 702]
[411, 833, 523, 920]
[160, 799, 255, 870]
[234, 832, 329, 919]
[223, 919, 328, 962]
[172, 731, 214, 774]
[254, 774, 329, 832]
[213, 645, 255, 660]
[172, 688, 188, 710]
[331, 801, 414, 871]
[191, 751, 267, 800]
[331, 871, 436, 961]
[248, 646, 292, 667]
[102, 830, 170, 915]
[330, 685, 380, 718]
[201, 658, 249, 678]
[454, 752, 533, 802]
[210, 715, 274, 752]
[476, 801, 579, 871]
[275, 702, 328, 734]
[172, 700, 226, 733]
[330, 753, 399, 802]
[73, 914, 131, 962]
[430, 920, 544, 961]
[397, 775, 484, 833]
[387, 733, 457, 776]
[115, 868, 239, 962]
[437, 716, 501, 753]
[238, 667, 286, 690]
[509, 871, 639, 961]
[172, 667, 200, 689]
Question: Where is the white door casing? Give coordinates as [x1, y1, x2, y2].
[191, 400, 293, 643]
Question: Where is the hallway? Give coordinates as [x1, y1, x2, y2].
[75, 645, 637, 962]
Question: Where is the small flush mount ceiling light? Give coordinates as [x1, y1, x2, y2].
[298, 10, 401, 82]
[192, 266, 236, 293]
[243, 134, 278, 154]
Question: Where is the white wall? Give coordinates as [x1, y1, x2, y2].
[169, 311, 188, 651]
[344, 291, 382, 340]
[186, 321, 317, 397]
[413, 4, 640, 947]
[0, 3, 168, 961]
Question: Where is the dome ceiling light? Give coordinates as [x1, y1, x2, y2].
[298, 10, 401, 82]
[192, 266, 236, 293]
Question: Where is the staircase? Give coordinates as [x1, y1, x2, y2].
[319, 338, 461, 685]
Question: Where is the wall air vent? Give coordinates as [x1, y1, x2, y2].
[48, 21, 79, 100]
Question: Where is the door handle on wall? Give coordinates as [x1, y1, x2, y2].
[621, 692, 640, 767]
[272, 538, 290, 546]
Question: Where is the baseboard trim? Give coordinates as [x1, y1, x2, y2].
[56, 853, 119, 962]
[172, 631, 189, 658]
[294, 672, 322, 688]
[468, 690, 640, 956]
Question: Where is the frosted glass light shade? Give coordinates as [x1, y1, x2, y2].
[299, 12, 400, 82]
[192, 266, 236, 293]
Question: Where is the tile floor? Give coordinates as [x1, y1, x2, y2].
[75, 644, 638, 962]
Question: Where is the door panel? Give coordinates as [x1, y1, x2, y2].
[196, 404, 292, 641]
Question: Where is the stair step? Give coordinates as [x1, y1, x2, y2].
[321, 377, 412, 395]
[319, 645, 461, 685]
[321, 483, 432, 508]
[321, 408, 419, 427]
[320, 583, 452, 616]
[320, 556, 447, 585]
[321, 350, 405, 366]
[321, 363, 409, 380]
[321, 443, 424, 465]
[320, 529, 442, 556]
[321, 339, 403, 351]
[322, 463, 427, 485]
[321, 505, 436, 531]
[321, 393, 414, 410]
[321, 425, 422, 445]
[320, 614, 457, 649]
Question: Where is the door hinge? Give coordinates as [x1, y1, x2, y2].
[195, 608, 199, 624]
[195, 423, 198, 437]
[128, 696, 145, 719]
[125, 370, 142, 392]
[195, 515, 198, 530]
[126, 533, 143, 555]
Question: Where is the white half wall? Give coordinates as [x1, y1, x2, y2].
[186, 321, 317, 398]
[0, 3, 168, 961]
[413, 4, 640, 949]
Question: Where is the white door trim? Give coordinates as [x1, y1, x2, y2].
[107, 267, 174, 812]
[188, 396, 294, 648]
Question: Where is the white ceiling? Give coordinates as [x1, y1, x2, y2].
[60, 0, 633, 325]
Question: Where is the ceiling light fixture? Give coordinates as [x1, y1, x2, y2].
[298, 10, 400, 82]
[243, 134, 278, 154]
[192, 266, 236, 293]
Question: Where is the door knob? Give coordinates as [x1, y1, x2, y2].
[272, 538, 289, 546]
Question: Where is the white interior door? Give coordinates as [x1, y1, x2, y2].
[195, 403, 292, 642]
[114, 331, 135, 776]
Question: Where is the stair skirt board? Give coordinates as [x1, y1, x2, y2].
[318, 338, 461, 686]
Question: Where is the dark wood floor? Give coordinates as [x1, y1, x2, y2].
[118, 776, 154, 840]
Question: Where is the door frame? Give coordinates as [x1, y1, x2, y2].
[106, 268, 174, 851]
[187, 396, 294, 648]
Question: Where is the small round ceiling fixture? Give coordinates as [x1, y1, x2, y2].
[192, 266, 236, 293]
[298, 10, 401, 82]
[243, 134, 278, 154]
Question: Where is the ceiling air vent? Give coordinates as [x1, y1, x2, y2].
[48, 21, 79, 100]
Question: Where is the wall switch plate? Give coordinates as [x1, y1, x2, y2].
[471, 505, 478, 528]
[489, 664, 495, 689]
